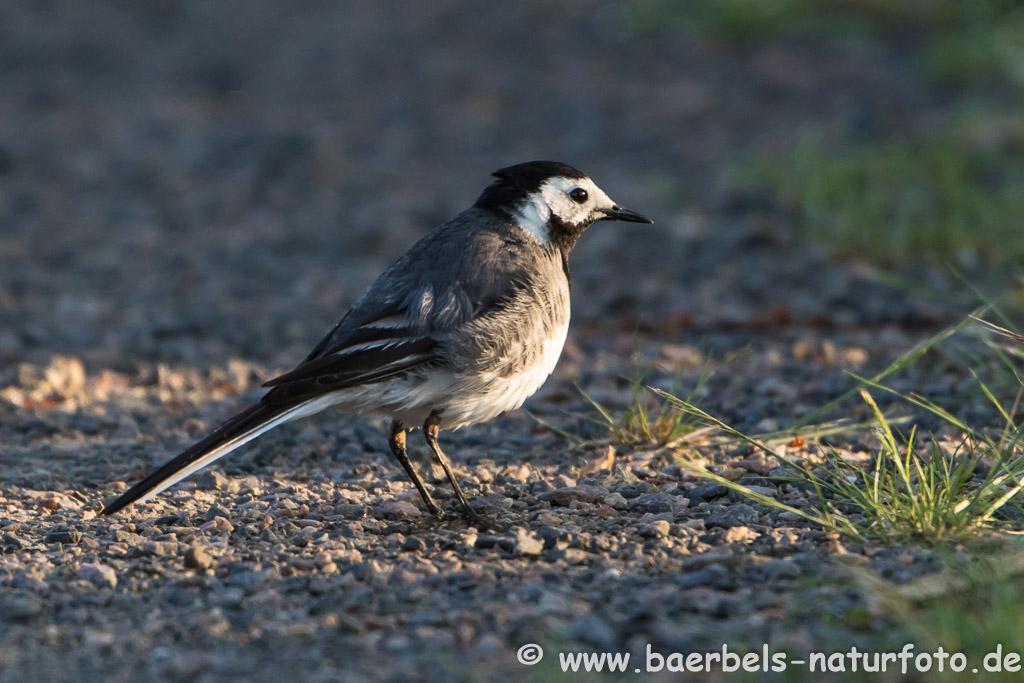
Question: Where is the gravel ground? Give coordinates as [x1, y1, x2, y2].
[0, 2, 975, 681]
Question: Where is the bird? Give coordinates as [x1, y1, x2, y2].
[101, 161, 652, 520]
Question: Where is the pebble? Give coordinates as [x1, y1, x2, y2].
[44, 530, 82, 545]
[512, 528, 544, 556]
[379, 500, 422, 520]
[631, 492, 684, 513]
[43, 355, 86, 397]
[198, 470, 230, 491]
[602, 492, 629, 509]
[1, 593, 43, 620]
[77, 564, 118, 589]
[736, 452, 780, 475]
[640, 520, 671, 538]
[402, 537, 427, 552]
[684, 547, 737, 570]
[113, 530, 144, 545]
[551, 474, 576, 488]
[722, 526, 758, 543]
[200, 516, 235, 532]
[677, 563, 731, 589]
[705, 503, 759, 528]
[616, 482, 656, 499]
[539, 485, 608, 506]
[184, 545, 215, 570]
[569, 615, 615, 649]
[688, 482, 729, 504]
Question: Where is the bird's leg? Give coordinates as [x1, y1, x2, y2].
[422, 411, 487, 524]
[387, 420, 442, 518]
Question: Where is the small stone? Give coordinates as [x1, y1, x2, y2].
[199, 516, 234, 532]
[128, 541, 175, 557]
[528, 479, 556, 494]
[688, 482, 728, 504]
[580, 445, 616, 476]
[742, 485, 777, 497]
[569, 615, 615, 649]
[763, 558, 802, 580]
[114, 530, 144, 545]
[474, 534, 507, 550]
[736, 452, 779, 475]
[198, 470, 229, 491]
[204, 505, 232, 522]
[334, 549, 363, 564]
[705, 503, 759, 528]
[546, 548, 588, 564]
[502, 464, 532, 482]
[78, 563, 118, 589]
[617, 482, 655, 499]
[678, 563, 731, 589]
[602, 492, 629, 509]
[539, 485, 608, 506]
[551, 474, 576, 488]
[379, 500, 422, 520]
[401, 537, 427, 552]
[288, 557, 316, 572]
[43, 355, 86, 397]
[722, 526, 758, 543]
[631, 492, 684, 513]
[44, 530, 82, 545]
[1, 592, 42, 620]
[683, 547, 736, 570]
[2, 534, 31, 551]
[335, 503, 365, 520]
[640, 520, 671, 537]
[184, 545, 214, 570]
[70, 412, 101, 435]
[512, 528, 544, 556]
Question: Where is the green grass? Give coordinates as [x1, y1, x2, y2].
[856, 550, 1024, 682]
[626, 0, 827, 45]
[579, 362, 712, 448]
[626, 0, 1024, 88]
[738, 127, 1024, 268]
[630, 0, 1024, 269]
[666, 386, 1024, 544]
[657, 310, 1024, 545]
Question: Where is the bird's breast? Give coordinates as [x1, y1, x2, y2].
[437, 268, 571, 427]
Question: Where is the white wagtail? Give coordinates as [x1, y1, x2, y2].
[101, 161, 652, 519]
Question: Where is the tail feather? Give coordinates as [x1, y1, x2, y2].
[101, 395, 335, 515]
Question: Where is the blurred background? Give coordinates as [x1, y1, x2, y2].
[3, 0, 1021, 378]
[5, 2, 1024, 680]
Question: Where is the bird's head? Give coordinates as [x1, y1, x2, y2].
[474, 161, 652, 251]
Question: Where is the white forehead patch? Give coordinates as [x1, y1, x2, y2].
[512, 175, 614, 246]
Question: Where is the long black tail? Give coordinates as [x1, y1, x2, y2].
[101, 401, 292, 515]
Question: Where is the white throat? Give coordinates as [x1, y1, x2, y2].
[512, 195, 553, 246]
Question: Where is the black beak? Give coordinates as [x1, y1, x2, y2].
[598, 205, 653, 224]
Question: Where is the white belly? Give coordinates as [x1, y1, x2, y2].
[331, 251, 572, 430]
[438, 319, 569, 427]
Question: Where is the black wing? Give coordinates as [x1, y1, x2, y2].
[262, 211, 538, 399]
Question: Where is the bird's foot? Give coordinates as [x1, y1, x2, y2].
[458, 504, 506, 532]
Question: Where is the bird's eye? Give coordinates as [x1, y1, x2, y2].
[569, 188, 588, 204]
